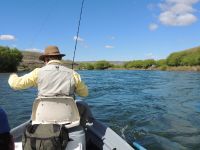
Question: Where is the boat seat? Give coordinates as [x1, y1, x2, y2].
[31, 97, 86, 150]
[31, 97, 80, 128]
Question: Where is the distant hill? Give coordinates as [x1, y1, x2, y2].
[76, 61, 126, 65]
[19, 51, 75, 70]
[18, 51, 43, 70]
[18, 45, 200, 71]
[19, 51, 126, 70]
[166, 46, 200, 66]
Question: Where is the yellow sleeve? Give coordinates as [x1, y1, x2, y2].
[8, 68, 39, 90]
[73, 71, 88, 97]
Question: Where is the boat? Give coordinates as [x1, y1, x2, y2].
[11, 119, 144, 150]
[11, 97, 146, 150]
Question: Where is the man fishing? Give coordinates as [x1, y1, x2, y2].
[8, 45, 91, 124]
[8, 45, 88, 98]
[8, 45, 91, 149]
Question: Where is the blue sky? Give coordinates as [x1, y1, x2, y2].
[0, 0, 200, 61]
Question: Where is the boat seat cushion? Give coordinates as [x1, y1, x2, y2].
[31, 97, 80, 128]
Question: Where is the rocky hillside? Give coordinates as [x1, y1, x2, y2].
[19, 51, 124, 71]
[19, 51, 75, 71]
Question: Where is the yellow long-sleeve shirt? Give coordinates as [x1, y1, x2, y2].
[8, 60, 88, 97]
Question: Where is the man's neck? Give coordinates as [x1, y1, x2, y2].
[47, 60, 62, 65]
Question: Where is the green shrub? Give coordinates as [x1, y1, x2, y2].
[86, 63, 94, 70]
[94, 60, 112, 70]
[0, 46, 23, 72]
[112, 64, 123, 68]
[166, 47, 200, 66]
[142, 59, 156, 69]
[160, 65, 167, 71]
[166, 51, 186, 66]
[123, 59, 156, 69]
[156, 59, 167, 67]
[78, 63, 94, 70]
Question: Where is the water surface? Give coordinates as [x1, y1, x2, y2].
[1, 70, 200, 150]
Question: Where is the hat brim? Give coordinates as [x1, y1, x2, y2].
[39, 54, 65, 61]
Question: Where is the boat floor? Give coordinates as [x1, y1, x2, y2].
[14, 141, 100, 150]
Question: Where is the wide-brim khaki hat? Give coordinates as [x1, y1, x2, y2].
[39, 46, 65, 61]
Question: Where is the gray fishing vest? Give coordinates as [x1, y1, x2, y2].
[37, 63, 75, 97]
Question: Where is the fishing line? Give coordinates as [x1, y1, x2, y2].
[72, 0, 85, 69]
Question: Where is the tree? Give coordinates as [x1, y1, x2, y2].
[78, 63, 94, 70]
[94, 60, 112, 70]
[156, 59, 167, 67]
[86, 63, 94, 70]
[123, 59, 156, 69]
[166, 52, 186, 66]
[78, 63, 87, 70]
[166, 47, 200, 66]
[142, 59, 156, 69]
[0, 46, 23, 72]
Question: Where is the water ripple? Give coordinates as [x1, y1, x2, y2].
[1, 70, 200, 150]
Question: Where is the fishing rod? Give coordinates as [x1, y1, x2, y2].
[72, 0, 85, 69]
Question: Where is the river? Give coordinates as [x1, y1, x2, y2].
[0, 70, 200, 150]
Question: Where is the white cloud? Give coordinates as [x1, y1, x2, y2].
[73, 36, 84, 42]
[105, 45, 114, 49]
[149, 23, 159, 31]
[158, 0, 199, 26]
[25, 48, 42, 52]
[0, 34, 15, 40]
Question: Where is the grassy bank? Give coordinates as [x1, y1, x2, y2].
[104, 66, 200, 72]
[159, 66, 200, 71]
[1, 45, 200, 72]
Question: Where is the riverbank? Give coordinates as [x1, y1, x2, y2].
[107, 66, 200, 72]
[3, 47, 200, 72]
[15, 46, 200, 72]
[17, 65, 200, 72]
[160, 66, 200, 71]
